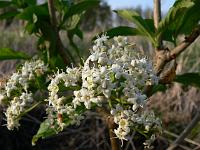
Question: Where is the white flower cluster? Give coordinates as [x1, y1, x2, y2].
[44, 35, 160, 145]
[79, 35, 158, 109]
[5, 59, 48, 97]
[0, 59, 48, 130]
[47, 67, 84, 128]
[6, 92, 33, 130]
[111, 104, 161, 143]
[82, 35, 159, 143]
[47, 67, 81, 113]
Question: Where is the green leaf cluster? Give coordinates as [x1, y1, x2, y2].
[102, 0, 200, 47]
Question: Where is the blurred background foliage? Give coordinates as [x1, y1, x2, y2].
[0, 0, 200, 150]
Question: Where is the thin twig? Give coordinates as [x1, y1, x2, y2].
[168, 139, 192, 150]
[26, 114, 41, 124]
[167, 109, 200, 150]
[164, 130, 200, 147]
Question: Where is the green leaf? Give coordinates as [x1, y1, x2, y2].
[72, 27, 83, 40]
[115, 10, 156, 46]
[95, 26, 142, 40]
[0, 10, 19, 20]
[12, 0, 36, 8]
[24, 0, 37, 5]
[62, 0, 99, 26]
[38, 21, 56, 42]
[157, 0, 200, 41]
[24, 22, 36, 34]
[145, 19, 155, 33]
[65, 14, 81, 30]
[174, 73, 200, 88]
[0, 1, 12, 8]
[160, 28, 175, 43]
[32, 119, 61, 146]
[65, 0, 99, 18]
[176, 0, 200, 35]
[149, 84, 167, 96]
[158, 0, 194, 32]
[16, 4, 49, 21]
[0, 48, 30, 60]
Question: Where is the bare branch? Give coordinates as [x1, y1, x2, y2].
[153, 0, 162, 48]
[155, 26, 200, 75]
[153, 0, 161, 29]
[47, 0, 57, 28]
[169, 26, 200, 61]
[47, 0, 70, 65]
[164, 130, 200, 147]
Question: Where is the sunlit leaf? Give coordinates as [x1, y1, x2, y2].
[115, 10, 156, 46]
[0, 48, 30, 60]
[157, 0, 200, 42]
[65, 14, 81, 30]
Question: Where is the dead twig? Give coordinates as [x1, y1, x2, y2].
[167, 109, 200, 150]
[164, 130, 200, 147]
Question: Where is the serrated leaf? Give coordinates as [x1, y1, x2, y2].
[158, 0, 194, 32]
[174, 73, 200, 88]
[115, 10, 156, 46]
[157, 0, 200, 41]
[0, 48, 30, 60]
[176, 0, 200, 35]
[0, 1, 12, 8]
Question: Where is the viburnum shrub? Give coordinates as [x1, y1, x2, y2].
[1, 0, 200, 149]
[0, 35, 161, 148]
